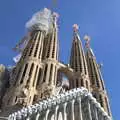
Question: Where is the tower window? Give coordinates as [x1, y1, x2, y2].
[34, 33, 41, 57]
[76, 79, 79, 88]
[27, 63, 34, 85]
[14, 96, 17, 103]
[49, 64, 53, 83]
[81, 79, 84, 86]
[99, 95, 103, 107]
[33, 66, 38, 86]
[20, 64, 28, 84]
[86, 81, 89, 89]
[43, 64, 48, 82]
[52, 37, 56, 58]
[96, 79, 100, 88]
[101, 80, 105, 90]
[28, 33, 37, 56]
[29, 63, 34, 76]
[92, 92, 97, 99]
[33, 95, 38, 104]
[36, 68, 42, 86]
[90, 59, 95, 85]
[38, 32, 43, 59]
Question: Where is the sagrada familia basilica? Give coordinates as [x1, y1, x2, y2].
[0, 8, 112, 120]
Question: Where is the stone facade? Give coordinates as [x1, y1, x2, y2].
[0, 8, 112, 119]
[8, 88, 111, 120]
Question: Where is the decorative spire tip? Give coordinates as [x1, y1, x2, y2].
[73, 24, 79, 32]
[84, 35, 91, 41]
[84, 35, 91, 48]
[53, 12, 59, 19]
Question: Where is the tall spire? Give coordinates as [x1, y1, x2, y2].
[36, 12, 59, 100]
[69, 24, 90, 90]
[85, 35, 112, 116]
[2, 8, 59, 108]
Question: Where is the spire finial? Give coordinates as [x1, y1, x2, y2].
[53, 12, 59, 28]
[73, 24, 79, 32]
[53, 12, 59, 19]
[84, 35, 91, 48]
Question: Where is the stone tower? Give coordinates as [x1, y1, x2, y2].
[2, 8, 59, 109]
[69, 24, 90, 90]
[0, 8, 112, 119]
[84, 35, 112, 116]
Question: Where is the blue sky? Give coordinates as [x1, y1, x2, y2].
[0, 0, 119, 119]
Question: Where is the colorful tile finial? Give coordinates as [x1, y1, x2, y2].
[73, 24, 79, 32]
[84, 35, 91, 48]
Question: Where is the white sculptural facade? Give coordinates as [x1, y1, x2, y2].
[8, 88, 111, 120]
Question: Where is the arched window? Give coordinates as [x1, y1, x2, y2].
[20, 63, 28, 84]
[28, 33, 37, 56]
[99, 95, 103, 107]
[81, 79, 84, 86]
[36, 68, 42, 86]
[43, 64, 48, 82]
[86, 80, 89, 89]
[34, 32, 41, 57]
[49, 64, 53, 83]
[33, 66, 38, 86]
[27, 63, 34, 85]
[76, 79, 79, 88]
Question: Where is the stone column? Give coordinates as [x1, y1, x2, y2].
[45, 109, 50, 120]
[71, 100, 75, 120]
[63, 103, 67, 120]
[77, 98, 83, 120]
[54, 105, 59, 120]
[86, 99, 92, 120]
[35, 113, 40, 120]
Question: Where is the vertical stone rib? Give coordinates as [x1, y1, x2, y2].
[87, 99, 92, 120]
[54, 106, 59, 120]
[28, 32, 37, 57]
[63, 103, 67, 120]
[78, 98, 83, 120]
[45, 109, 50, 120]
[71, 100, 75, 120]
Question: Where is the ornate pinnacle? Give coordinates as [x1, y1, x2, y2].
[84, 35, 91, 48]
[53, 12, 59, 23]
[73, 24, 79, 32]
[53, 12, 59, 19]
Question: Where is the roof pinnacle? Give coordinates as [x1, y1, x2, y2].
[84, 35, 91, 48]
[73, 24, 79, 32]
[53, 12, 59, 20]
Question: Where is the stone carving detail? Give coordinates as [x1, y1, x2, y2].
[8, 87, 111, 120]
[37, 83, 53, 100]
